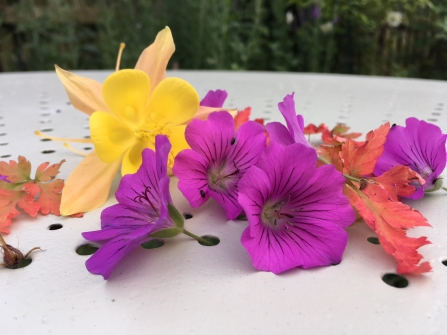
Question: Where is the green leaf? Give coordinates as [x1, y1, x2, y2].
[168, 203, 184, 229]
[149, 228, 182, 239]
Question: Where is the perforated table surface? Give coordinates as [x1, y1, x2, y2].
[1, 70, 446, 334]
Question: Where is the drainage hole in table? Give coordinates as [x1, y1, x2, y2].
[56, 109, 61, 113]
[367, 237, 380, 244]
[0, 133, 5, 136]
[40, 112, 51, 117]
[67, 101, 71, 105]
[40, 128, 53, 132]
[198, 235, 220, 246]
[48, 223, 63, 230]
[183, 213, 193, 220]
[442, 260, 447, 266]
[141, 239, 165, 249]
[382, 273, 408, 288]
[0, 142, 7, 146]
[427, 118, 438, 122]
[39, 120, 52, 124]
[84, 147, 92, 151]
[76, 244, 99, 255]
[16, 258, 32, 269]
[40, 138, 51, 142]
[1, 154, 11, 158]
[42, 150, 56, 154]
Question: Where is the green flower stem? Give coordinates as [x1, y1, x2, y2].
[182, 229, 213, 246]
[442, 187, 447, 192]
[317, 155, 361, 183]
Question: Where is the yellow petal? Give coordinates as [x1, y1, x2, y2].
[135, 26, 175, 95]
[168, 125, 189, 156]
[55, 65, 110, 116]
[192, 106, 238, 121]
[102, 69, 150, 127]
[60, 151, 121, 215]
[146, 77, 199, 126]
[90, 111, 134, 163]
[121, 141, 150, 175]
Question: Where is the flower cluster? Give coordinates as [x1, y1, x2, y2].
[42, 26, 445, 280]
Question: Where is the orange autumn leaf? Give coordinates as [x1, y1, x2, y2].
[321, 123, 363, 146]
[304, 123, 328, 135]
[0, 157, 66, 233]
[369, 165, 425, 201]
[341, 123, 390, 178]
[234, 107, 252, 130]
[345, 185, 431, 274]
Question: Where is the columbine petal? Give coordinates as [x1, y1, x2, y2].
[90, 111, 134, 163]
[121, 141, 148, 175]
[102, 69, 151, 127]
[238, 143, 355, 274]
[60, 151, 121, 215]
[55, 65, 110, 116]
[200, 89, 228, 107]
[146, 77, 199, 126]
[135, 26, 175, 95]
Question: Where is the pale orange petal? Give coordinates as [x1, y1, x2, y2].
[60, 151, 121, 215]
[135, 26, 175, 95]
[55, 65, 110, 116]
[190, 106, 238, 122]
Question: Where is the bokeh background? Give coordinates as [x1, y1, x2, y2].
[1, 0, 447, 79]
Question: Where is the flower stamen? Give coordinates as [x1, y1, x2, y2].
[115, 42, 126, 72]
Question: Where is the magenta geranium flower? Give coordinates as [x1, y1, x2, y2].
[374, 118, 447, 199]
[82, 135, 174, 279]
[238, 143, 355, 274]
[265, 93, 310, 147]
[173, 111, 266, 220]
[200, 89, 228, 108]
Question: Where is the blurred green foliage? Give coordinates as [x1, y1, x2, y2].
[1, 0, 447, 79]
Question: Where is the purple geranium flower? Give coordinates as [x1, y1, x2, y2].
[82, 135, 174, 279]
[200, 89, 228, 108]
[238, 143, 355, 274]
[173, 111, 266, 220]
[266, 93, 310, 147]
[374, 118, 447, 199]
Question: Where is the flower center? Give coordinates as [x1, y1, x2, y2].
[134, 119, 171, 143]
[208, 161, 240, 192]
[262, 196, 298, 231]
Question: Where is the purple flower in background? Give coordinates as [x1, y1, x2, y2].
[0, 175, 8, 182]
[374, 118, 447, 199]
[173, 111, 266, 220]
[266, 93, 310, 147]
[82, 135, 174, 279]
[200, 89, 228, 108]
[311, 3, 321, 19]
[238, 143, 355, 274]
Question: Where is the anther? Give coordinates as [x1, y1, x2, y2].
[200, 190, 206, 198]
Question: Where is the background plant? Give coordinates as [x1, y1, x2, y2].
[1, 0, 447, 79]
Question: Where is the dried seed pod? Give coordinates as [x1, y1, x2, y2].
[0, 235, 42, 269]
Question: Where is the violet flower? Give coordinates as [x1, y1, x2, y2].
[238, 143, 355, 274]
[374, 118, 447, 199]
[173, 111, 266, 220]
[200, 89, 228, 108]
[265, 93, 310, 147]
[82, 135, 174, 279]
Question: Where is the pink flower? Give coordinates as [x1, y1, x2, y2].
[238, 143, 355, 274]
[173, 111, 266, 220]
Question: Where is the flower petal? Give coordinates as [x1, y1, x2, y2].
[135, 26, 175, 95]
[121, 141, 149, 175]
[173, 150, 210, 208]
[60, 151, 121, 215]
[200, 89, 228, 107]
[90, 111, 134, 163]
[102, 69, 150, 127]
[147, 77, 199, 126]
[265, 122, 294, 146]
[192, 106, 237, 121]
[55, 65, 110, 116]
[278, 93, 309, 147]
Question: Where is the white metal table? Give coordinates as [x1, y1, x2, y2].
[1, 70, 446, 334]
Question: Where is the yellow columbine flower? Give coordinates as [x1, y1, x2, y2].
[90, 69, 199, 175]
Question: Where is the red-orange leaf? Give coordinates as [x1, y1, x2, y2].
[37, 179, 64, 215]
[342, 123, 390, 178]
[35, 159, 66, 182]
[0, 189, 39, 234]
[369, 165, 425, 201]
[0, 156, 31, 183]
[345, 184, 431, 275]
[234, 107, 251, 130]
